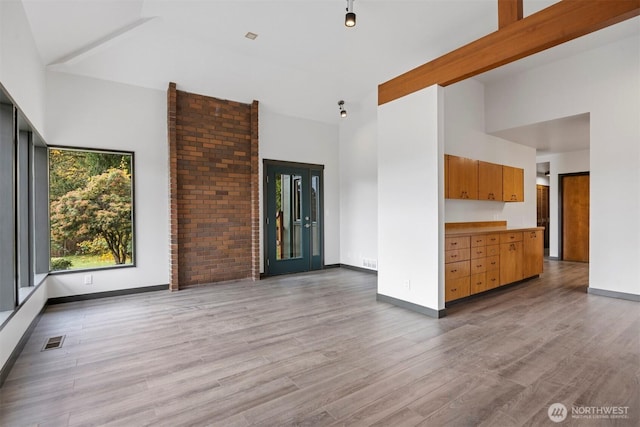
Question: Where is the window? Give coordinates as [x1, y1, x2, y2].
[0, 95, 49, 314]
[49, 148, 134, 272]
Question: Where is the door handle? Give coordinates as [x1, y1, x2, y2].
[304, 223, 310, 228]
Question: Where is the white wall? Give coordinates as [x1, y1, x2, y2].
[378, 85, 444, 312]
[0, 0, 45, 134]
[259, 107, 340, 270]
[0, 0, 48, 377]
[485, 34, 640, 297]
[0, 281, 47, 377]
[536, 175, 550, 186]
[444, 79, 537, 227]
[45, 72, 169, 297]
[339, 90, 378, 270]
[536, 150, 590, 258]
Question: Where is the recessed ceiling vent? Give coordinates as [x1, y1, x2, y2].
[42, 335, 65, 351]
[245, 32, 258, 40]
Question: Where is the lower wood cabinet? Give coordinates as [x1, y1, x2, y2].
[523, 230, 543, 277]
[445, 228, 542, 303]
[500, 232, 523, 285]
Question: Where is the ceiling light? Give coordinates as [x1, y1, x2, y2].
[345, 0, 356, 27]
[338, 100, 347, 118]
[245, 32, 258, 40]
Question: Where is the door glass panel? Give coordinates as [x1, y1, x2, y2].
[311, 174, 320, 257]
[275, 173, 303, 260]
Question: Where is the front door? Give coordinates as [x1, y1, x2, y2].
[265, 161, 323, 275]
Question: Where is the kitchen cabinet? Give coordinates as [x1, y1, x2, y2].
[445, 155, 523, 203]
[503, 166, 524, 202]
[445, 236, 471, 302]
[444, 225, 542, 304]
[447, 155, 478, 200]
[478, 161, 503, 201]
[523, 230, 543, 277]
[500, 232, 523, 285]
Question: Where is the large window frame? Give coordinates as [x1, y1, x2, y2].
[0, 87, 49, 317]
[47, 146, 136, 274]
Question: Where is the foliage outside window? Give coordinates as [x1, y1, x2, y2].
[49, 148, 134, 271]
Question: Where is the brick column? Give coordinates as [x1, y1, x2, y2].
[250, 100, 260, 280]
[167, 83, 179, 291]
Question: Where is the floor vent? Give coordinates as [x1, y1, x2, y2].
[42, 335, 65, 351]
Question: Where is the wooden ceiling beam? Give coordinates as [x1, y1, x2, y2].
[378, 0, 640, 106]
[498, 0, 523, 28]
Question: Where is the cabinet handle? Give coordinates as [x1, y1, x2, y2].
[451, 254, 457, 258]
[451, 242, 457, 246]
[451, 269, 457, 273]
[477, 282, 482, 285]
[451, 288, 457, 292]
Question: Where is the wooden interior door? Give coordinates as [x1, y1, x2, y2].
[562, 174, 589, 262]
[536, 185, 550, 248]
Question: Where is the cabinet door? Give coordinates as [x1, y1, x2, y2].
[503, 166, 524, 202]
[470, 272, 488, 295]
[478, 161, 503, 201]
[446, 277, 470, 302]
[448, 155, 478, 200]
[486, 269, 500, 290]
[523, 230, 543, 278]
[500, 241, 523, 285]
[444, 155, 449, 199]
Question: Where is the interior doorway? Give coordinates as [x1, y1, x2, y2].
[536, 184, 550, 249]
[560, 172, 590, 262]
[264, 160, 324, 275]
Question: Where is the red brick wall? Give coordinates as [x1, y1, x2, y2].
[167, 84, 259, 288]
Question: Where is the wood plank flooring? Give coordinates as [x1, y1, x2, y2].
[1, 260, 638, 426]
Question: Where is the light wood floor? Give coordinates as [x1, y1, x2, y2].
[1, 261, 638, 426]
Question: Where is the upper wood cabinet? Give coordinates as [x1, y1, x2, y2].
[478, 161, 503, 201]
[447, 155, 478, 200]
[444, 155, 450, 199]
[445, 155, 524, 203]
[503, 165, 524, 202]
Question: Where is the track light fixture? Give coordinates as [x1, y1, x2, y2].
[345, 0, 356, 27]
[338, 100, 347, 118]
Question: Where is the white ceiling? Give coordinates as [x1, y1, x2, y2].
[20, 0, 640, 149]
[491, 113, 590, 155]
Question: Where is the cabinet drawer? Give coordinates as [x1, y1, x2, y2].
[486, 255, 499, 270]
[445, 260, 470, 280]
[500, 232, 523, 243]
[445, 236, 470, 251]
[485, 234, 500, 246]
[471, 246, 486, 259]
[445, 277, 470, 302]
[445, 248, 470, 263]
[470, 258, 487, 274]
[486, 269, 500, 290]
[471, 235, 488, 247]
[526, 230, 540, 239]
[470, 272, 488, 295]
[486, 244, 500, 257]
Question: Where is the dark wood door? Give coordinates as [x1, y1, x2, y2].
[536, 185, 549, 248]
[562, 174, 589, 262]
